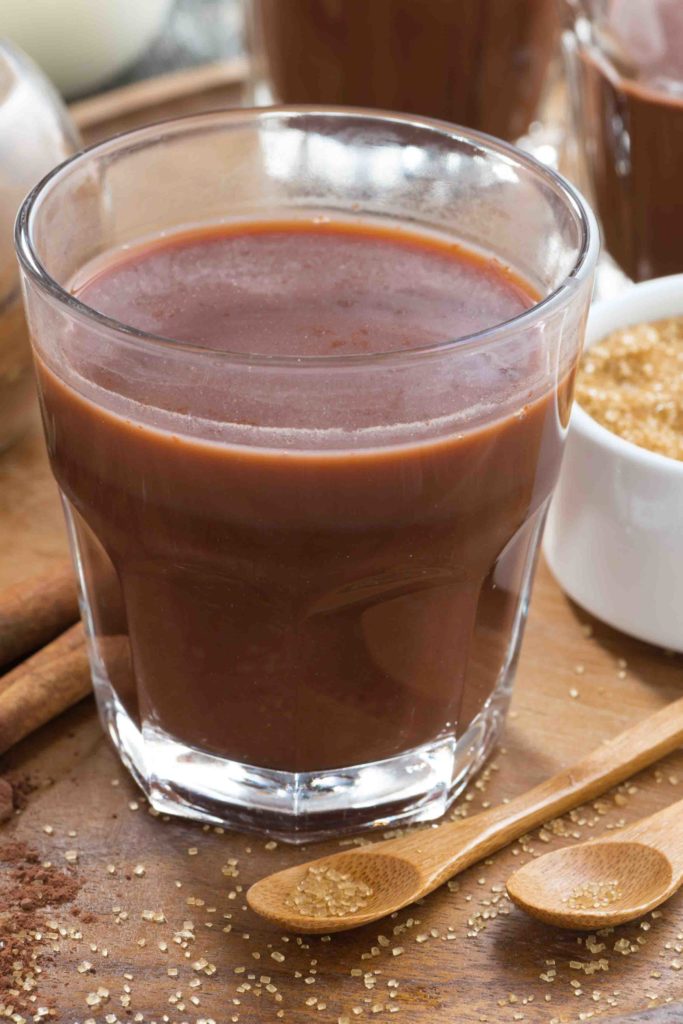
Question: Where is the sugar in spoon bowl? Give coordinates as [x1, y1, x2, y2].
[247, 697, 683, 933]
[506, 797, 683, 930]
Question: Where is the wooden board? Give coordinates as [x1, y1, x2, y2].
[69, 59, 249, 143]
[2, 72, 683, 1024]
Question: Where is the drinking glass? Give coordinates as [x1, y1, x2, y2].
[16, 109, 597, 840]
[562, 0, 683, 282]
[247, 0, 559, 142]
[0, 38, 77, 451]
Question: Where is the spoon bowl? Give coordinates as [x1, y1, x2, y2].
[247, 849, 423, 933]
[506, 841, 674, 930]
[247, 700, 683, 934]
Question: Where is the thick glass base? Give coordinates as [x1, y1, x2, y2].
[94, 673, 511, 843]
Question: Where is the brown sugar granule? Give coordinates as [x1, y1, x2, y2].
[287, 865, 373, 918]
[577, 317, 683, 461]
[565, 880, 622, 911]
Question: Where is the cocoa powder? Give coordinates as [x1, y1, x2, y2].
[0, 839, 81, 1011]
[1, 840, 79, 909]
[5, 771, 39, 810]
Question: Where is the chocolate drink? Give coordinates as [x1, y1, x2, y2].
[253, 0, 558, 141]
[36, 221, 571, 773]
[571, 0, 683, 280]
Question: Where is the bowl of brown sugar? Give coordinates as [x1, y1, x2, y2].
[544, 274, 683, 651]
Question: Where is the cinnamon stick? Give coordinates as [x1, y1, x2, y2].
[0, 561, 80, 670]
[0, 623, 91, 755]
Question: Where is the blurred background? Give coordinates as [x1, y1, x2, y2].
[1, 0, 245, 99]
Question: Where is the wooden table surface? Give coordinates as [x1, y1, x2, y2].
[2, 70, 683, 1024]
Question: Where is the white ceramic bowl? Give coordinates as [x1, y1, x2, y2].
[544, 274, 683, 652]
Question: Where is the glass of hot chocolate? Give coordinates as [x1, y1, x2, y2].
[16, 109, 597, 840]
[563, 0, 683, 282]
[248, 0, 559, 142]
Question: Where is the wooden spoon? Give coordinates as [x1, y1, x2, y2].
[506, 798, 683, 930]
[247, 696, 683, 933]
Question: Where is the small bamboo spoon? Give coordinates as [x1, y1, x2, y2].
[247, 696, 683, 933]
[506, 798, 683, 930]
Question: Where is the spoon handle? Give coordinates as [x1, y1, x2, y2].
[397, 695, 683, 892]
[604, 796, 683, 875]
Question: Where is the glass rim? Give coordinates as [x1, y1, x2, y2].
[15, 105, 599, 370]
